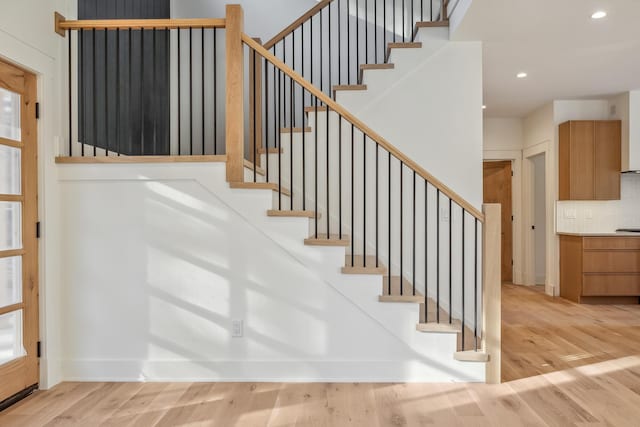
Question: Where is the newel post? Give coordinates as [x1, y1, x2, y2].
[482, 203, 501, 384]
[225, 4, 244, 182]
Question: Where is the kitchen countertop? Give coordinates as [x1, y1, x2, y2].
[557, 231, 640, 237]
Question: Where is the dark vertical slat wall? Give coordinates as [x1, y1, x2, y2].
[78, 0, 170, 155]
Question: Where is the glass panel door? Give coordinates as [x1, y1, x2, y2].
[0, 58, 39, 406]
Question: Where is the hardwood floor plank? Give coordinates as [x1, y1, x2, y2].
[1, 284, 639, 426]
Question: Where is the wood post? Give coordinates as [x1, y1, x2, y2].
[442, 0, 449, 20]
[225, 4, 244, 182]
[482, 203, 501, 384]
[249, 37, 263, 167]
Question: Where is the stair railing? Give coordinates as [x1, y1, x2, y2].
[54, 14, 228, 160]
[263, 0, 450, 102]
[242, 33, 492, 354]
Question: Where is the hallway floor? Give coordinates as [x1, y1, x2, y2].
[1, 285, 639, 426]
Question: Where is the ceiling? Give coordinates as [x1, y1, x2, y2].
[452, 0, 640, 117]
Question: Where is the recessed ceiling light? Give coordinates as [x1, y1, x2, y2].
[482, 105, 487, 110]
[591, 11, 607, 19]
[517, 72, 528, 79]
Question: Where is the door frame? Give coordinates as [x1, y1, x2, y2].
[0, 58, 39, 405]
[523, 142, 553, 295]
[483, 149, 523, 285]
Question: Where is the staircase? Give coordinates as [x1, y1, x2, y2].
[54, 0, 500, 383]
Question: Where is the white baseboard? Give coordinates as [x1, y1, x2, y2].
[61, 359, 485, 383]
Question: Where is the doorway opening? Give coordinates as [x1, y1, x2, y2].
[483, 160, 513, 283]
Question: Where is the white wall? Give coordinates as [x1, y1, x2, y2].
[484, 118, 523, 151]
[0, 0, 73, 388]
[337, 28, 484, 209]
[57, 162, 484, 382]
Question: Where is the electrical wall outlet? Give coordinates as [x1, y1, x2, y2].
[564, 209, 577, 219]
[585, 209, 593, 220]
[232, 320, 243, 337]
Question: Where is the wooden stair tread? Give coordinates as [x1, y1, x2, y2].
[332, 84, 367, 91]
[415, 20, 449, 28]
[267, 210, 318, 218]
[386, 42, 422, 62]
[280, 127, 312, 134]
[359, 63, 395, 84]
[454, 350, 489, 363]
[416, 322, 462, 334]
[379, 276, 423, 302]
[258, 147, 284, 155]
[342, 255, 387, 275]
[304, 105, 329, 113]
[359, 63, 395, 70]
[229, 182, 291, 196]
[304, 234, 350, 247]
[243, 159, 265, 176]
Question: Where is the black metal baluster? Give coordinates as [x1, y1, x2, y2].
[338, 0, 342, 84]
[474, 218, 479, 351]
[424, 180, 428, 322]
[328, 4, 332, 98]
[253, 49, 258, 182]
[68, 31, 72, 156]
[265, 58, 270, 182]
[80, 29, 85, 156]
[290, 34, 295, 208]
[449, 198, 452, 324]
[140, 29, 145, 155]
[388, 152, 392, 295]
[290, 77, 294, 208]
[365, 0, 369, 64]
[402, 0, 406, 42]
[356, 0, 360, 79]
[374, 0, 378, 64]
[177, 29, 181, 154]
[363, 132, 367, 267]
[301, 27, 306, 210]
[347, 0, 351, 84]
[116, 29, 120, 156]
[400, 161, 404, 295]
[393, 0, 397, 43]
[104, 29, 110, 155]
[189, 28, 193, 155]
[422, 0, 424, 21]
[92, 28, 97, 156]
[128, 28, 132, 155]
[314, 96, 319, 236]
[376, 142, 379, 267]
[201, 27, 205, 155]
[462, 211, 466, 351]
[319, 10, 323, 95]
[213, 29, 218, 154]
[436, 188, 440, 322]
[152, 28, 157, 155]
[351, 123, 355, 266]
[278, 62, 283, 209]
[339, 115, 343, 238]
[326, 106, 330, 238]
[413, 171, 416, 295]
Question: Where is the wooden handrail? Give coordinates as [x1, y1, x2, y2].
[55, 13, 225, 36]
[263, 0, 334, 50]
[242, 33, 484, 221]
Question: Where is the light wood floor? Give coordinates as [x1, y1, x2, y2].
[1, 284, 639, 426]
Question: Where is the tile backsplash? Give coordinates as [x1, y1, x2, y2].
[556, 175, 640, 232]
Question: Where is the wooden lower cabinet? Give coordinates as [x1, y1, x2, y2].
[559, 234, 640, 304]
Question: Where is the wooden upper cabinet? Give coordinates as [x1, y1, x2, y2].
[559, 120, 621, 201]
